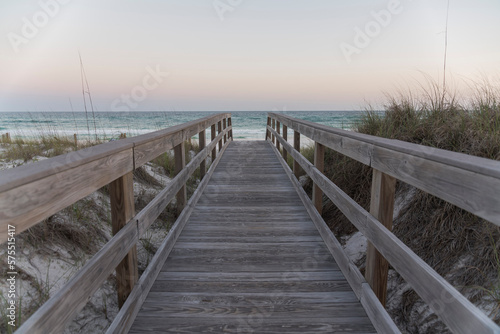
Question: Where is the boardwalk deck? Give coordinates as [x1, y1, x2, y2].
[129, 141, 376, 333]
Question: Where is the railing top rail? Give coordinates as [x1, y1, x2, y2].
[0, 113, 231, 193]
[268, 112, 500, 180]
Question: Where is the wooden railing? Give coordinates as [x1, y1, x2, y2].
[0, 113, 233, 333]
[266, 112, 500, 334]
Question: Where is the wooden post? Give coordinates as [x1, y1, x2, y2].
[282, 125, 288, 162]
[312, 142, 325, 215]
[174, 142, 187, 214]
[110, 172, 137, 308]
[228, 117, 233, 140]
[365, 169, 396, 307]
[271, 119, 276, 144]
[266, 117, 271, 140]
[276, 121, 281, 152]
[217, 121, 222, 152]
[211, 124, 216, 162]
[223, 118, 227, 144]
[73, 134, 78, 147]
[293, 131, 301, 179]
[199, 129, 206, 180]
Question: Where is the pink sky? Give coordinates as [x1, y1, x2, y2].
[1, 0, 499, 112]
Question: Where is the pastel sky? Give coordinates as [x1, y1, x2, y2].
[0, 0, 499, 112]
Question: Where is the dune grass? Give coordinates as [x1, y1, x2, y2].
[0, 132, 108, 163]
[306, 81, 500, 329]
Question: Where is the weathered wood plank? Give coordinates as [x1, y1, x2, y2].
[266, 116, 271, 140]
[0, 148, 134, 243]
[228, 117, 233, 140]
[142, 291, 354, 306]
[293, 130, 301, 178]
[137, 301, 364, 319]
[271, 118, 276, 144]
[176, 235, 325, 244]
[276, 120, 281, 151]
[149, 280, 353, 293]
[283, 124, 288, 162]
[217, 121, 222, 152]
[184, 222, 318, 230]
[155, 271, 346, 281]
[211, 124, 216, 162]
[110, 172, 138, 308]
[130, 317, 377, 334]
[365, 169, 396, 307]
[313, 141, 325, 214]
[371, 145, 500, 226]
[176, 229, 325, 239]
[174, 141, 187, 214]
[0, 140, 133, 192]
[199, 129, 206, 179]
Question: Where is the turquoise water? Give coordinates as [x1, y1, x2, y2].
[0, 111, 364, 141]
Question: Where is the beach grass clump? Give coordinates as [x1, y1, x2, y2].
[316, 82, 500, 327]
[0, 132, 107, 163]
[152, 152, 176, 177]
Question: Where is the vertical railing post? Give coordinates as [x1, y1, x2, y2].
[312, 142, 325, 214]
[271, 119, 276, 144]
[199, 129, 206, 180]
[211, 124, 216, 162]
[365, 169, 396, 307]
[228, 117, 233, 141]
[110, 172, 137, 308]
[223, 118, 227, 144]
[266, 117, 271, 140]
[293, 131, 301, 179]
[282, 125, 288, 162]
[217, 121, 222, 152]
[276, 121, 281, 152]
[174, 141, 187, 215]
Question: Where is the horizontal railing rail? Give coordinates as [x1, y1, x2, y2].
[266, 112, 500, 334]
[0, 113, 232, 333]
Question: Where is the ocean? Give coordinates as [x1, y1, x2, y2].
[0, 111, 364, 143]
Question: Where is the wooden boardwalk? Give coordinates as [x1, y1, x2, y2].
[8, 113, 499, 333]
[130, 141, 376, 333]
